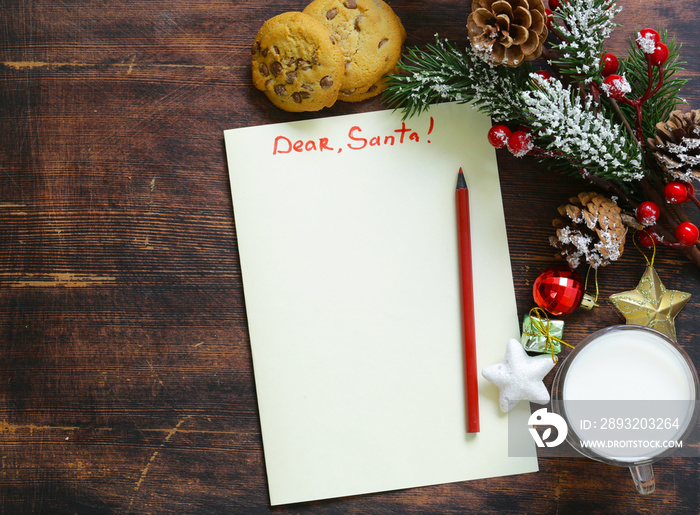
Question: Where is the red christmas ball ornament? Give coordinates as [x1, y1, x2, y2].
[532, 267, 596, 316]
[648, 43, 669, 66]
[601, 53, 619, 76]
[487, 124, 512, 148]
[507, 130, 534, 157]
[549, 0, 561, 9]
[635, 200, 660, 226]
[664, 181, 690, 203]
[675, 222, 699, 246]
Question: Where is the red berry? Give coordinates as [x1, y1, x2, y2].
[601, 53, 619, 76]
[636, 28, 661, 54]
[664, 181, 690, 203]
[640, 28, 661, 42]
[532, 71, 552, 88]
[637, 230, 659, 248]
[636, 201, 660, 226]
[549, 0, 561, 9]
[675, 222, 699, 246]
[487, 124, 512, 148]
[648, 43, 669, 66]
[507, 131, 533, 157]
[544, 8, 554, 27]
[601, 74, 630, 100]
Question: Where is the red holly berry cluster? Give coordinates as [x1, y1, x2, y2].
[663, 181, 695, 204]
[600, 28, 668, 81]
[487, 124, 534, 157]
[596, 28, 668, 139]
[637, 28, 669, 67]
[634, 181, 700, 248]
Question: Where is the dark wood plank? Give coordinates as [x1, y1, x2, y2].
[1, 0, 699, 513]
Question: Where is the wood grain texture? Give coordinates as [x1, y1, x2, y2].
[1, 0, 699, 513]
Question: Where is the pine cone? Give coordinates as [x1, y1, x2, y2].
[467, 0, 548, 67]
[549, 192, 628, 269]
[647, 109, 700, 182]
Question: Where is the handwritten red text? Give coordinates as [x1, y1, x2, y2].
[271, 117, 434, 156]
[273, 136, 334, 155]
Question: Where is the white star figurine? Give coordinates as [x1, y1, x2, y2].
[482, 338, 556, 412]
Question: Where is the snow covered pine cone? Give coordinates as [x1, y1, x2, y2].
[467, 0, 548, 67]
[549, 192, 628, 269]
[647, 109, 700, 182]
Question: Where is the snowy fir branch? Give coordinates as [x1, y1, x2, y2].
[547, 0, 621, 83]
[383, 37, 533, 122]
[521, 76, 643, 181]
[616, 30, 689, 142]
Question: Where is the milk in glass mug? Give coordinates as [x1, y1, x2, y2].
[550, 325, 699, 494]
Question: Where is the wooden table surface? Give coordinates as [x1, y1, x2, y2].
[2, 0, 699, 513]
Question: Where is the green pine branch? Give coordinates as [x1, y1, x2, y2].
[547, 0, 621, 83]
[616, 30, 688, 140]
[383, 37, 533, 122]
[520, 80, 644, 182]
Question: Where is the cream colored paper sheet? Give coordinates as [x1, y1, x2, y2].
[224, 102, 537, 506]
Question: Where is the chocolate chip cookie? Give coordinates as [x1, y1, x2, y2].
[337, 69, 395, 103]
[303, 0, 405, 99]
[251, 12, 345, 112]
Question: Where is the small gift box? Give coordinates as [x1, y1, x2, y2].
[521, 313, 564, 355]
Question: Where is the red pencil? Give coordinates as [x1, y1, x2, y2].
[456, 168, 479, 433]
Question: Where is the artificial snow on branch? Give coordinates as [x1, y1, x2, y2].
[547, 0, 621, 81]
[521, 75, 643, 181]
[383, 37, 533, 121]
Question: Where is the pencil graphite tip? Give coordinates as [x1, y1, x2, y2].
[456, 168, 467, 190]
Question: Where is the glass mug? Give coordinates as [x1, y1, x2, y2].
[551, 325, 699, 494]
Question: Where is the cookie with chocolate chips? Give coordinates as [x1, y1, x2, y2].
[251, 12, 345, 112]
[303, 0, 405, 99]
[337, 68, 396, 103]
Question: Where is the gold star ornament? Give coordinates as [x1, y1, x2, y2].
[609, 266, 691, 341]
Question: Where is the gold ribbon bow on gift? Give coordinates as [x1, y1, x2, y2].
[522, 307, 574, 363]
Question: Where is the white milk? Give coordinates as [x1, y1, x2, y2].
[562, 328, 697, 461]
[563, 329, 695, 401]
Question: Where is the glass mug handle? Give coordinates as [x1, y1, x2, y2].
[629, 464, 655, 495]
